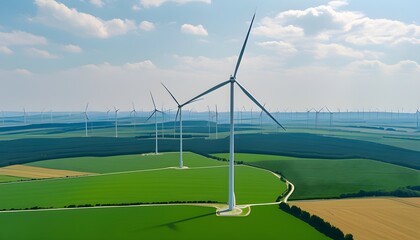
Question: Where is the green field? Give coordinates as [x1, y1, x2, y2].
[27, 152, 225, 173]
[0, 205, 329, 240]
[214, 153, 420, 199]
[0, 175, 27, 183]
[0, 154, 285, 209]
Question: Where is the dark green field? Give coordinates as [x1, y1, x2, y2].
[214, 153, 420, 199]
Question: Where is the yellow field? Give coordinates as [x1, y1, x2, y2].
[292, 198, 420, 240]
[0, 165, 91, 179]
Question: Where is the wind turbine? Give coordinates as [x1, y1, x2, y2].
[207, 106, 212, 138]
[114, 106, 119, 138]
[416, 109, 419, 129]
[325, 107, 333, 135]
[306, 108, 315, 128]
[84, 104, 89, 137]
[182, 13, 285, 212]
[23, 108, 27, 124]
[215, 104, 219, 139]
[162, 83, 203, 168]
[106, 109, 111, 121]
[146, 92, 163, 154]
[315, 107, 324, 128]
[131, 103, 137, 131]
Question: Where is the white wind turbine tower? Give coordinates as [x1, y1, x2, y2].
[215, 104, 219, 139]
[325, 107, 333, 134]
[182, 13, 285, 212]
[84, 104, 89, 137]
[146, 92, 163, 155]
[162, 83, 202, 168]
[106, 109, 111, 121]
[23, 108, 27, 124]
[131, 103, 137, 131]
[114, 106, 119, 138]
[315, 107, 324, 128]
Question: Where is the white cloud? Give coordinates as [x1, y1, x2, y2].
[14, 68, 32, 76]
[0, 46, 13, 55]
[124, 60, 156, 70]
[0, 30, 47, 46]
[181, 24, 208, 36]
[139, 21, 156, 31]
[256, 3, 420, 46]
[133, 0, 211, 9]
[63, 44, 82, 53]
[89, 0, 104, 8]
[328, 0, 348, 9]
[33, 0, 137, 38]
[257, 41, 297, 54]
[315, 43, 364, 59]
[26, 47, 59, 59]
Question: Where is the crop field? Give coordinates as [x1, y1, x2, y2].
[214, 153, 420, 199]
[0, 175, 27, 183]
[292, 198, 420, 240]
[27, 152, 227, 173]
[0, 205, 329, 240]
[0, 165, 91, 179]
[0, 154, 285, 210]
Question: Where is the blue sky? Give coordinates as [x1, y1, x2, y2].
[0, 0, 419, 112]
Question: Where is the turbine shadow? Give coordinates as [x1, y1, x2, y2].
[146, 212, 214, 231]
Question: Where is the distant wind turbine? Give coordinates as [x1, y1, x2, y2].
[315, 107, 324, 128]
[146, 92, 163, 154]
[182, 13, 285, 212]
[416, 109, 419, 129]
[131, 103, 137, 131]
[162, 83, 202, 168]
[114, 106, 119, 138]
[84, 103, 89, 137]
[215, 104, 219, 139]
[23, 108, 27, 124]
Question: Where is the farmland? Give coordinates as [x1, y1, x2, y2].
[0, 205, 329, 240]
[0, 153, 285, 210]
[214, 153, 420, 199]
[292, 198, 420, 240]
[27, 152, 226, 173]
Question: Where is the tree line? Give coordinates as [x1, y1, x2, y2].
[279, 202, 353, 240]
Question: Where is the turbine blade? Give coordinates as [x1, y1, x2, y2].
[175, 108, 180, 122]
[150, 91, 157, 109]
[190, 97, 204, 104]
[236, 81, 286, 131]
[85, 103, 89, 112]
[146, 110, 156, 122]
[182, 80, 230, 107]
[161, 83, 180, 106]
[233, 13, 256, 79]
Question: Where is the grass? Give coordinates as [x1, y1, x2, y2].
[0, 175, 27, 183]
[0, 162, 285, 210]
[27, 152, 226, 173]
[214, 153, 420, 200]
[0, 205, 329, 240]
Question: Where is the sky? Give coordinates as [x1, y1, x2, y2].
[0, 0, 419, 112]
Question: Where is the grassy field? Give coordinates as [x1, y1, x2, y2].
[0, 205, 329, 240]
[0, 164, 285, 210]
[27, 152, 226, 173]
[0, 175, 27, 183]
[214, 153, 420, 199]
[293, 198, 420, 240]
